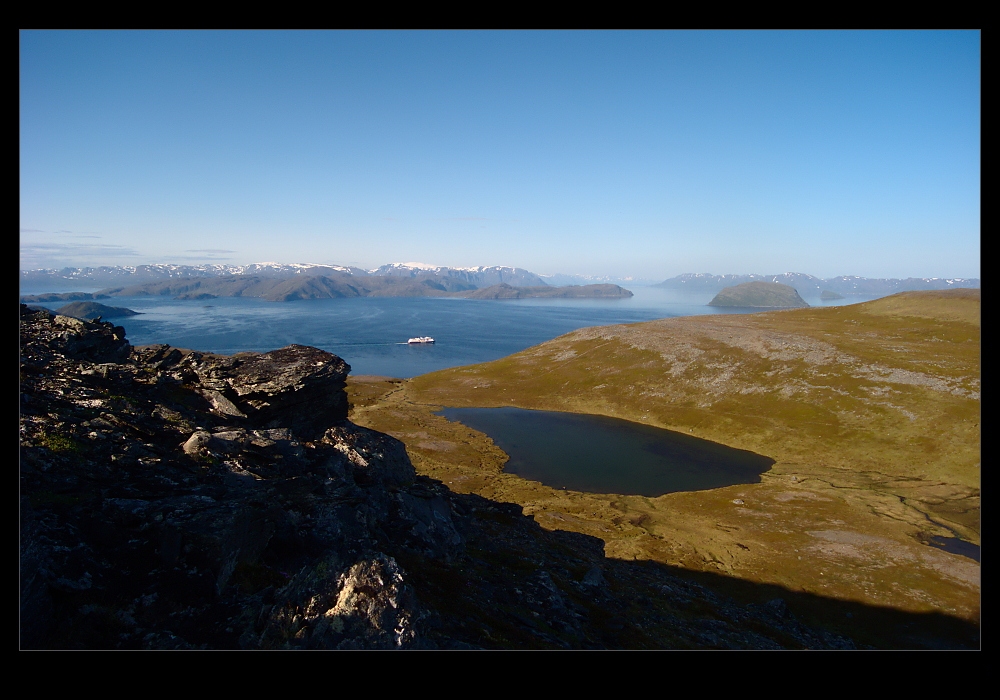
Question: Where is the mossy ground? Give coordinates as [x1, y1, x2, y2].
[347, 290, 980, 624]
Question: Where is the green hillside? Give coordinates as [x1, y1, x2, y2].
[349, 290, 980, 625]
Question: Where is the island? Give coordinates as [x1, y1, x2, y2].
[53, 301, 140, 320]
[708, 281, 809, 308]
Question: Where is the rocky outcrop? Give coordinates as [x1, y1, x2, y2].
[20, 312, 131, 364]
[21, 304, 881, 649]
[19, 305, 438, 648]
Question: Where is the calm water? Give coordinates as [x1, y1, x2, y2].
[926, 535, 981, 563]
[25, 287, 873, 378]
[438, 407, 774, 496]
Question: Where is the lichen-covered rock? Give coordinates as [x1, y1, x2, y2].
[258, 554, 421, 649]
[20, 305, 130, 363]
[223, 345, 351, 438]
[173, 344, 351, 438]
[323, 424, 415, 488]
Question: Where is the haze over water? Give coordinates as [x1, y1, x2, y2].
[27, 287, 873, 378]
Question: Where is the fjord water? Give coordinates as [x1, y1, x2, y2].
[26, 286, 869, 378]
[438, 407, 774, 496]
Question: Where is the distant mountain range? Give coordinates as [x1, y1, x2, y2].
[461, 283, 633, 300]
[19, 263, 548, 291]
[20, 263, 980, 300]
[19, 262, 635, 303]
[538, 273, 659, 287]
[655, 273, 980, 297]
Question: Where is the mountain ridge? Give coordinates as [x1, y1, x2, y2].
[21, 275, 632, 303]
[23, 264, 980, 299]
[20, 262, 547, 291]
[657, 272, 980, 297]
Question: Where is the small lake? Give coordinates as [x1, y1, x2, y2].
[925, 535, 981, 563]
[438, 407, 774, 497]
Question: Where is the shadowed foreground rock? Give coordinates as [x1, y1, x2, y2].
[19, 304, 974, 649]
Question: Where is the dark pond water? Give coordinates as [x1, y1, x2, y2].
[925, 535, 981, 563]
[438, 407, 774, 497]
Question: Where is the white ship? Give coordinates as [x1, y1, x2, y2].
[407, 336, 435, 344]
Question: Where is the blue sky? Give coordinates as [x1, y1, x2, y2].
[20, 30, 980, 280]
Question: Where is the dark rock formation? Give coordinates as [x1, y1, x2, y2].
[19, 305, 426, 648]
[708, 282, 809, 308]
[20, 304, 901, 649]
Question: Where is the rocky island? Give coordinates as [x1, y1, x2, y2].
[708, 281, 809, 308]
[22, 304, 890, 649]
[53, 301, 140, 321]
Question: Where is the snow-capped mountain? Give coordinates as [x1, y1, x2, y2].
[539, 273, 659, 287]
[19, 262, 368, 288]
[19, 261, 548, 291]
[370, 264, 548, 287]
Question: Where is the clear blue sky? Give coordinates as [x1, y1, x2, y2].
[20, 30, 980, 280]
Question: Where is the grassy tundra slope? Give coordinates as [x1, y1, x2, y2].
[348, 290, 980, 624]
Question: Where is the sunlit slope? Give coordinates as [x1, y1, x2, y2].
[409, 290, 980, 526]
[350, 290, 979, 621]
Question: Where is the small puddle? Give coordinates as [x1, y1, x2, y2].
[437, 407, 774, 497]
[924, 535, 981, 563]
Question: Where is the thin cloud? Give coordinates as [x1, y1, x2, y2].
[20, 242, 141, 269]
[21, 242, 139, 256]
[185, 248, 237, 254]
[436, 217, 520, 223]
[163, 253, 236, 262]
[20, 228, 45, 233]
